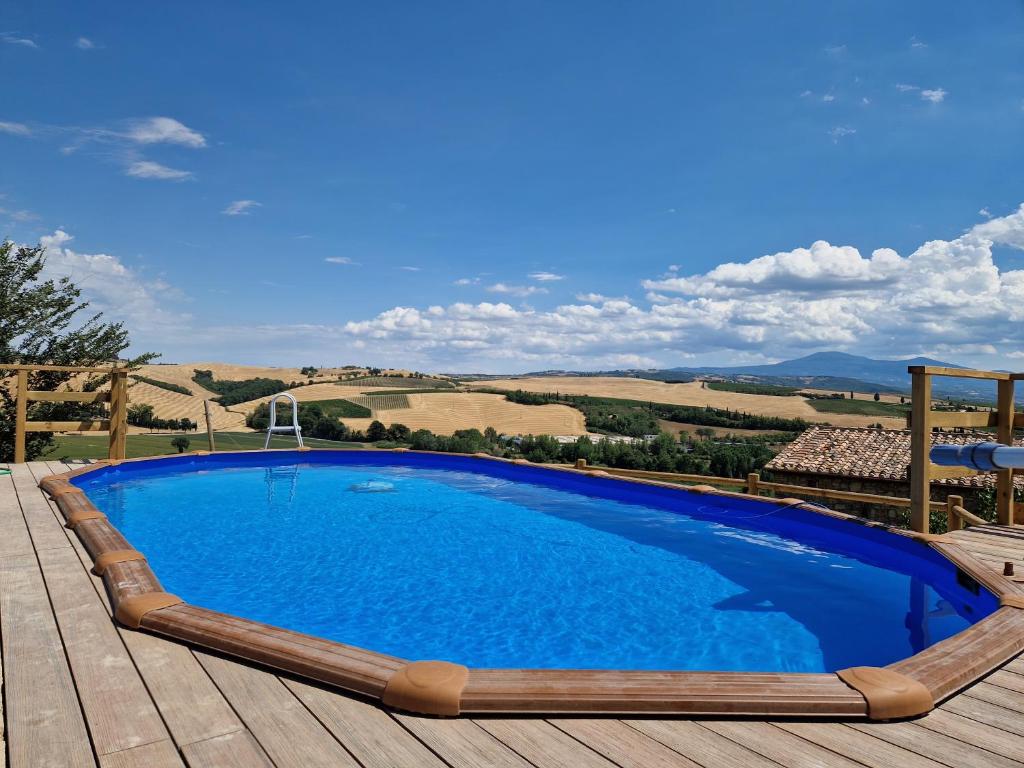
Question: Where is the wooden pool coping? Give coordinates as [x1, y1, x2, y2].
[38, 448, 1024, 720]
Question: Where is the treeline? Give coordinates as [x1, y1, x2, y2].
[704, 381, 800, 396]
[407, 428, 777, 478]
[245, 401, 409, 443]
[193, 370, 288, 406]
[130, 375, 192, 396]
[127, 403, 197, 432]
[499, 390, 808, 436]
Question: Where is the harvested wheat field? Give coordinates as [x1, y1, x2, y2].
[338, 392, 588, 436]
[127, 381, 249, 430]
[468, 376, 905, 429]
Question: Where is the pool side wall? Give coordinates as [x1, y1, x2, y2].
[39, 448, 1024, 719]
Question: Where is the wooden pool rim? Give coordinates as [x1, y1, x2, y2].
[40, 448, 1024, 720]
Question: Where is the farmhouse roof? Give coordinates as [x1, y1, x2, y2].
[765, 426, 1024, 489]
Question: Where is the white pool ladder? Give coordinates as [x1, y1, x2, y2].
[264, 392, 304, 449]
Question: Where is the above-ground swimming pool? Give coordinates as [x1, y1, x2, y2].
[44, 450, 1024, 719]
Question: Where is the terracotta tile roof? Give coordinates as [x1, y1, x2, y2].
[765, 426, 1024, 489]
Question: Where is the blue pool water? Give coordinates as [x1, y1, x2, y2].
[74, 451, 997, 672]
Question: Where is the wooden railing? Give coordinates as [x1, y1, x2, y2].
[567, 462, 948, 515]
[8, 364, 129, 463]
[907, 366, 1022, 532]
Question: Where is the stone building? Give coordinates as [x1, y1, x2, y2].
[764, 426, 1023, 524]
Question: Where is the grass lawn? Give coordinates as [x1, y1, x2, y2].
[41, 432, 369, 461]
[806, 398, 910, 418]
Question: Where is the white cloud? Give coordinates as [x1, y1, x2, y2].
[123, 117, 206, 148]
[0, 121, 31, 136]
[896, 83, 919, 93]
[822, 93, 836, 103]
[338, 205, 1024, 369]
[824, 44, 847, 56]
[325, 256, 357, 265]
[910, 36, 927, 49]
[979, 208, 992, 219]
[75, 37, 96, 50]
[528, 271, 564, 282]
[920, 88, 947, 104]
[1, 34, 37, 48]
[828, 126, 856, 143]
[222, 199, 261, 216]
[486, 283, 547, 297]
[125, 160, 193, 181]
[454, 277, 480, 286]
[0, 206, 39, 222]
[400, 266, 421, 272]
[35, 230, 190, 339]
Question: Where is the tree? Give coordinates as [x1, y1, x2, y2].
[0, 240, 155, 461]
[873, 392, 880, 402]
[367, 420, 388, 441]
[171, 436, 190, 453]
[387, 423, 411, 442]
[300, 365, 318, 377]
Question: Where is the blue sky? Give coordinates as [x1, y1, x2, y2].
[3, 2, 1024, 372]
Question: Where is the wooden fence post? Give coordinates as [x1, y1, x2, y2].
[574, 458, 586, 469]
[107, 369, 128, 460]
[909, 368, 933, 534]
[204, 399, 217, 452]
[946, 494, 964, 533]
[996, 379, 1015, 526]
[14, 370, 28, 463]
[747, 472, 759, 496]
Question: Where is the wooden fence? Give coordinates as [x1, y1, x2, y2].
[8, 364, 128, 463]
[907, 366, 1023, 532]
[567, 462, 947, 516]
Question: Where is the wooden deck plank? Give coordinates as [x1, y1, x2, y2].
[0, 470, 34, 559]
[395, 715, 535, 768]
[846, 719, 1022, 768]
[97, 740, 184, 768]
[283, 678, 448, 767]
[700, 720, 867, 768]
[942, 693, 1024, 737]
[27, 462, 275, 763]
[476, 719, 619, 768]
[774, 722, 949, 768]
[0, 551, 96, 768]
[195, 651, 360, 768]
[624, 720, 783, 768]
[8, 463, 72, 552]
[549, 719, 703, 767]
[36, 544, 173, 756]
[914, 709, 1024, 763]
[985, 669, 1024, 695]
[179, 730, 276, 768]
[960, 681, 1024, 712]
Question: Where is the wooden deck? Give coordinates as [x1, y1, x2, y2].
[3, 461, 1024, 768]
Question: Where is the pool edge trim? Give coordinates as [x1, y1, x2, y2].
[40, 449, 1024, 720]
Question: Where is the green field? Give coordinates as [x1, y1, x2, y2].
[335, 375, 454, 389]
[806, 398, 910, 418]
[40, 432, 367, 460]
[305, 398, 373, 418]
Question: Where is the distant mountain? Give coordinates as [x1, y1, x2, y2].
[672, 352, 956, 386]
[509, 352, 998, 402]
[671, 352, 996, 401]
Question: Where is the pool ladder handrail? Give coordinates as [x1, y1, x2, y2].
[264, 392, 304, 449]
